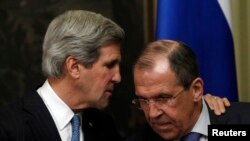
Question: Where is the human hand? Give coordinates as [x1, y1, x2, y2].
[204, 93, 230, 115]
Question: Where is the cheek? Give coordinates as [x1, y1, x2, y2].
[100, 71, 114, 83]
[171, 101, 194, 126]
[178, 95, 194, 113]
[95, 72, 111, 84]
[100, 72, 112, 80]
[92, 72, 113, 91]
[160, 105, 185, 125]
[90, 68, 108, 81]
[163, 108, 178, 120]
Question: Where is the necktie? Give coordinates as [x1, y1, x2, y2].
[71, 114, 81, 141]
[181, 132, 201, 141]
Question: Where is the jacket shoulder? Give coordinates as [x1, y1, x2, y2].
[210, 102, 250, 124]
[81, 108, 122, 141]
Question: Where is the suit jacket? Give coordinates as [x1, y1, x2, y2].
[125, 102, 250, 141]
[0, 91, 122, 141]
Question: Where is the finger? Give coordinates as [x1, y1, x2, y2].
[217, 97, 226, 114]
[212, 97, 222, 115]
[204, 94, 214, 110]
[222, 97, 231, 107]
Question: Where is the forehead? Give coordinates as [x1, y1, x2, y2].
[134, 59, 177, 98]
[98, 43, 121, 61]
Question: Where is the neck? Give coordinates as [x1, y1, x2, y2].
[186, 100, 203, 135]
[48, 77, 89, 111]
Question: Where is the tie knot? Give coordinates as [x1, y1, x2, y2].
[181, 132, 201, 141]
[71, 114, 80, 125]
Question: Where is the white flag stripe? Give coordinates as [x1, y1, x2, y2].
[218, 0, 232, 30]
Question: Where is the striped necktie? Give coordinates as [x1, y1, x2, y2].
[71, 114, 80, 141]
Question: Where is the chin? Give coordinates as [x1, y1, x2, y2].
[157, 132, 179, 140]
[152, 126, 180, 140]
[96, 101, 109, 110]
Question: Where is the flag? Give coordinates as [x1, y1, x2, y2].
[156, 0, 238, 101]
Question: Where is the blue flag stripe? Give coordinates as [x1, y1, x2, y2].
[156, 0, 238, 101]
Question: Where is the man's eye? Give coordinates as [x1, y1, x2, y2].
[105, 63, 114, 68]
[155, 97, 171, 102]
[138, 98, 147, 101]
[105, 61, 118, 69]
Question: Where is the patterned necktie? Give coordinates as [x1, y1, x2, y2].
[180, 132, 201, 141]
[71, 114, 80, 141]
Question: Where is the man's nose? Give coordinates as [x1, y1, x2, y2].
[147, 101, 163, 118]
[112, 65, 121, 83]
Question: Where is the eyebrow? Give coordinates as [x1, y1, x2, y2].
[107, 58, 120, 65]
[137, 93, 172, 100]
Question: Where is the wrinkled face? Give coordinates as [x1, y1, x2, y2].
[78, 43, 121, 109]
[133, 58, 199, 140]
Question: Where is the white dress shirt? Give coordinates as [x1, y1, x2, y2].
[190, 98, 210, 141]
[37, 80, 84, 141]
[175, 98, 210, 141]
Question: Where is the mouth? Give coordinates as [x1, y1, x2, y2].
[105, 85, 114, 95]
[105, 90, 113, 95]
[152, 122, 173, 131]
[104, 88, 114, 97]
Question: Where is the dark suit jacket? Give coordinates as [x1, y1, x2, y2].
[125, 102, 250, 141]
[0, 91, 122, 141]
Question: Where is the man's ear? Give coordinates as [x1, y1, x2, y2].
[65, 56, 81, 79]
[191, 77, 204, 102]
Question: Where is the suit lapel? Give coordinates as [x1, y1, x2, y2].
[22, 91, 61, 141]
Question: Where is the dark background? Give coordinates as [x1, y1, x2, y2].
[0, 0, 155, 137]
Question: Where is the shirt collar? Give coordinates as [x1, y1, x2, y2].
[37, 80, 74, 131]
[191, 98, 211, 136]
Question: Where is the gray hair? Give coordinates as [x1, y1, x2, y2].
[42, 10, 125, 77]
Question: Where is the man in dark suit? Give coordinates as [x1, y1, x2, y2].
[127, 40, 250, 141]
[0, 10, 124, 141]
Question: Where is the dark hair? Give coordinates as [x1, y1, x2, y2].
[134, 40, 199, 89]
